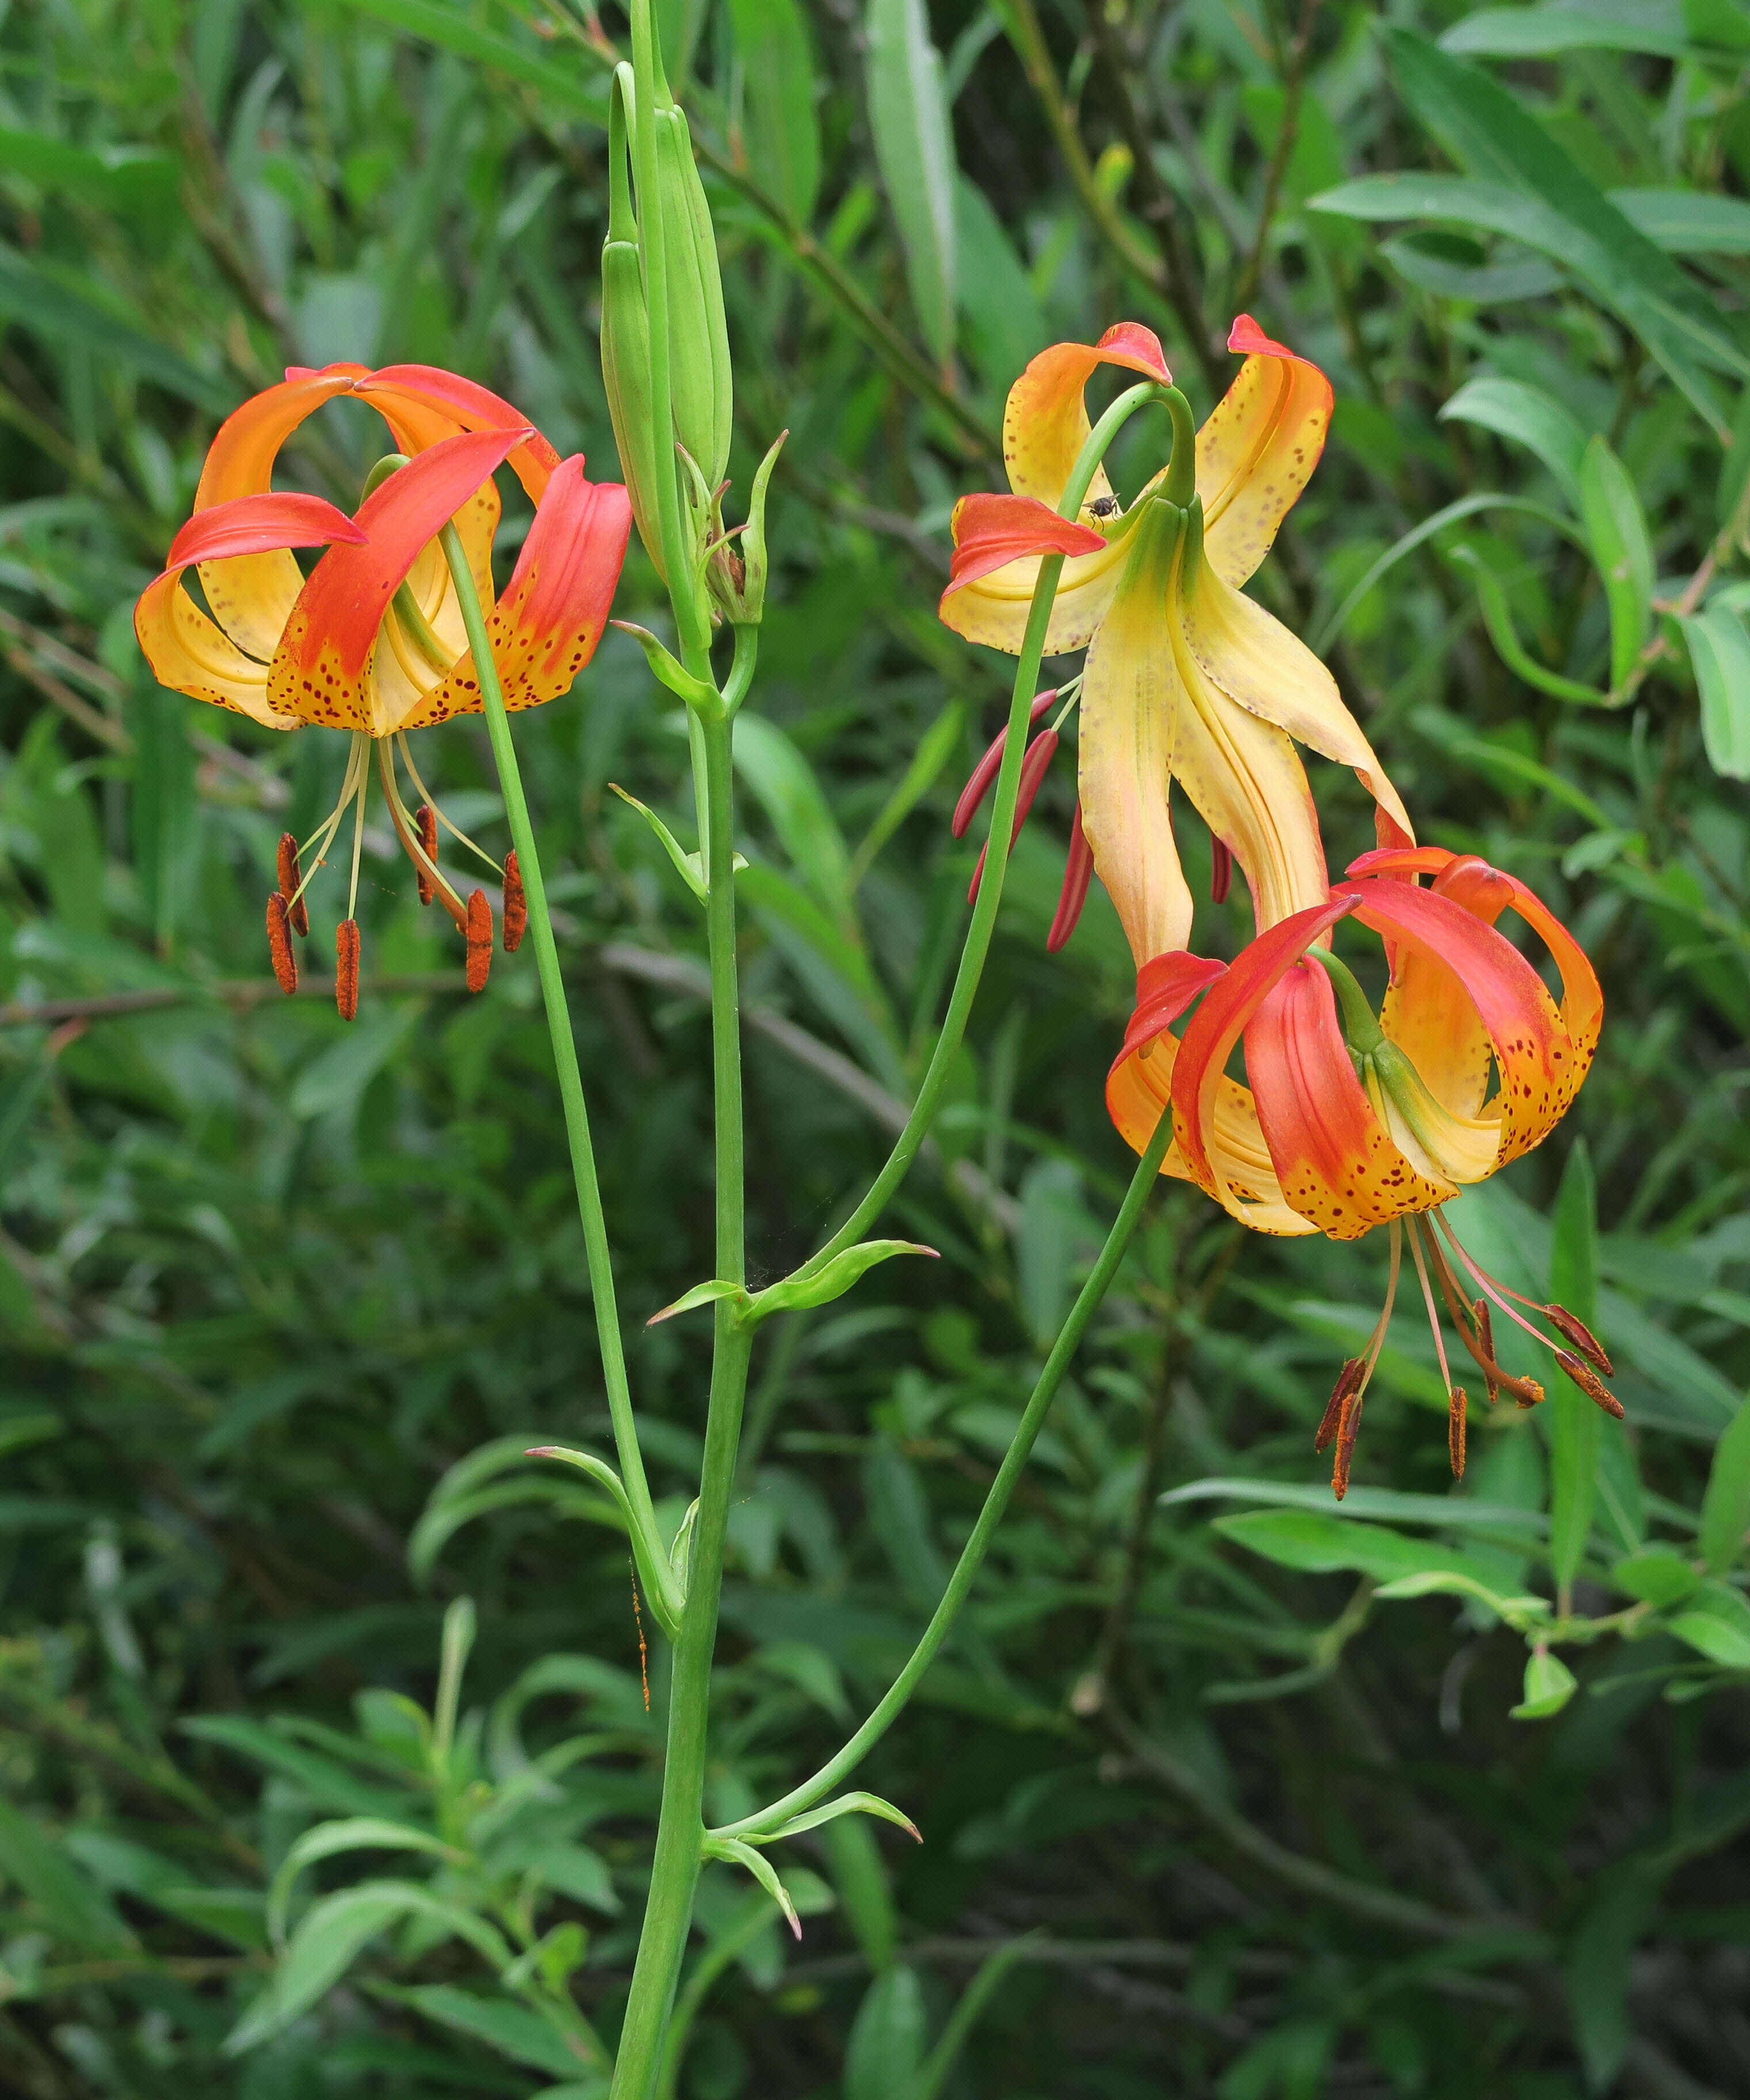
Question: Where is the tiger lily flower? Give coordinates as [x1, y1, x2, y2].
[939, 318, 1412, 962]
[1108, 846, 1615, 1495]
[135, 364, 631, 1015]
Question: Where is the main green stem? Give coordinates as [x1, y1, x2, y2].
[795, 380, 1173, 1279]
[714, 1102, 1174, 1841]
[611, 703, 747, 2100]
[438, 523, 668, 1593]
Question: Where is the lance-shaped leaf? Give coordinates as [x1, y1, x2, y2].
[701, 1835, 802, 1937]
[866, 0, 957, 374]
[1700, 1394, 1750, 1576]
[760, 1790, 922, 1845]
[1681, 602, 1750, 780]
[1374, 1569, 1552, 1634]
[611, 619, 723, 716]
[1438, 376, 1588, 506]
[610, 783, 706, 903]
[1450, 546, 1610, 706]
[267, 1818, 463, 1945]
[524, 1445, 684, 1637]
[744, 1240, 938, 1323]
[1578, 439, 1653, 691]
[646, 1277, 750, 1325]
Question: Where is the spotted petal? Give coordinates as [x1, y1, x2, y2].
[1196, 317, 1334, 589]
[1002, 322, 1171, 508]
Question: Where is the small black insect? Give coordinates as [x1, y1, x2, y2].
[1086, 494, 1122, 519]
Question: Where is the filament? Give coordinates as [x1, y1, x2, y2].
[395, 733, 505, 876]
[1406, 1218, 1457, 1399]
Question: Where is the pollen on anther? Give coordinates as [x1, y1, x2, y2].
[466, 888, 493, 992]
[1546, 1304, 1613, 1376]
[336, 919, 361, 1021]
[1555, 1349, 1625, 1418]
[276, 834, 309, 936]
[501, 850, 528, 951]
[266, 893, 298, 995]
[1448, 1387, 1467, 1478]
[415, 805, 438, 905]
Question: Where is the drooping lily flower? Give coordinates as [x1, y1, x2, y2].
[941, 318, 1412, 962]
[1107, 846, 1615, 1494]
[135, 366, 631, 1015]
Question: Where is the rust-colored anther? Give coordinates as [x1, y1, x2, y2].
[266, 893, 298, 995]
[1316, 1357, 1364, 1454]
[276, 834, 309, 937]
[336, 919, 360, 1021]
[1546, 1304, 1614, 1376]
[466, 888, 493, 992]
[1474, 1299, 1500, 1403]
[1513, 1376, 1546, 1410]
[1332, 1390, 1364, 1501]
[1448, 1387, 1468, 1478]
[414, 805, 438, 906]
[1047, 801, 1093, 954]
[1209, 835, 1232, 904]
[1555, 1348, 1625, 1418]
[501, 850, 527, 952]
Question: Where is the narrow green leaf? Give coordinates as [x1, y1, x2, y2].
[746, 1240, 938, 1322]
[1699, 1395, 1750, 1573]
[1214, 1509, 1515, 1589]
[1547, 1142, 1602, 1597]
[702, 1836, 801, 1936]
[726, 0, 821, 226]
[866, 0, 957, 370]
[1611, 187, 1750, 255]
[389, 1984, 597, 2079]
[824, 1815, 897, 1974]
[1511, 1648, 1578, 1720]
[608, 783, 706, 902]
[845, 1964, 926, 2100]
[764, 1790, 922, 1844]
[1373, 1570, 1551, 1626]
[268, 1818, 462, 1944]
[915, 1935, 1038, 2100]
[1667, 1581, 1750, 1668]
[1451, 546, 1612, 706]
[1680, 604, 1750, 779]
[1439, 376, 1589, 505]
[646, 1277, 748, 1325]
[1441, 2, 1688, 58]
[732, 713, 854, 912]
[1578, 439, 1654, 690]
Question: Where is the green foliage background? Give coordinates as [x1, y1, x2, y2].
[0, 0, 1748, 2093]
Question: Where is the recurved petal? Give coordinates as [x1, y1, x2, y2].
[1196, 317, 1333, 588]
[268, 427, 528, 733]
[1247, 959, 1455, 1238]
[168, 492, 367, 566]
[193, 365, 367, 658]
[1003, 323, 1171, 509]
[1181, 557, 1414, 849]
[942, 493, 1108, 595]
[401, 459, 633, 730]
[1344, 876, 1578, 1167]
[134, 568, 302, 729]
[355, 364, 561, 502]
[938, 537, 1131, 656]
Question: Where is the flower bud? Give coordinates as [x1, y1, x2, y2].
[653, 102, 732, 503]
[601, 232, 665, 580]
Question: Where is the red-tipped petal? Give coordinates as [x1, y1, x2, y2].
[1227, 314, 1295, 359]
[1047, 799, 1095, 953]
[1196, 324, 1332, 588]
[952, 690, 1056, 839]
[941, 493, 1106, 605]
[168, 492, 367, 568]
[357, 363, 562, 501]
[1003, 326, 1172, 507]
[1111, 950, 1228, 1068]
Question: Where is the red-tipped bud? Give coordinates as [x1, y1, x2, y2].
[1316, 1358, 1364, 1453]
[1555, 1349, 1624, 1417]
[414, 805, 438, 906]
[1546, 1304, 1613, 1376]
[276, 834, 309, 937]
[266, 894, 298, 994]
[1448, 1388, 1467, 1478]
[966, 729, 1059, 906]
[1209, 835, 1232, 905]
[336, 919, 360, 1021]
[466, 888, 493, 993]
[951, 691, 1056, 839]
[501, 850, 527, 952]
[1047, 799, 1094, 953]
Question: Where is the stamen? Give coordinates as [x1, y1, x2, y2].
[502, 850, 527, 952]
[336, 919, 361, 1022]
[287, 733, 371, 920]
[466, 889, 493, 992]
[1425, 1219, 1545, 1408]
[375, 741, 465, 927]
[1555, 1349, 1625, 1418]
[276, 834, 310, 937]
[414, 807, 438, 906]
[1333, 1388, 1364, 1500]
[1047, 801, 1094, 953]
[265, 895, 298, 995]
[1316, 1358, 1364, 1453]
[1429, 1213, 1564, 1405]
[952, 692, 1056, 839]
[1210, 835, 1232, 904]
[1448, 1388, 1467, 1478]
[967, 729, 1059, 905]
[1474, 1300, 1500, 1405]
[1407, 1218, 1458, 1402]
[1546, 1305, 1614, 1377]
[345, 752, 368, 926]
[395, 734, 505, 877]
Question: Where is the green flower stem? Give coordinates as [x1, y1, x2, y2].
[793, 379, 1169, 1280]
[610, 711, 750, 2100]
[712, 1102, 1174, 1844]
[436, 522, 670, 1609]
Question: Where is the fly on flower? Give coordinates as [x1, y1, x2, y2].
[1108, 846, 1614, 1496]
[939, 318, 1412, 964]
[134, 364, 631, 1017]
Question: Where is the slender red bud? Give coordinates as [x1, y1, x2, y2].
[414, 805, 438, 906]
[967, 729, 1059, 905]
[1047, 798, 1094, 953]
[266, 894, 298, 994]
[336, 919, 360, 1021]
[1546, 1304, 1613, 1376]
[1209, 835, 1232, 904]
[1316, 1357, 1364, 1454]
[501, 850, 527, 952]
[1448, 1388, 1467, 1478]
[1555, 1349, 1625, 1417]
[276, 834, 309, 937]
[466, 888, 493, 992]
[951, 691, 1056, 838]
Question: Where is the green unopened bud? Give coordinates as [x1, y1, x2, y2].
[602, 235, 665, 580]
[706, 428, 787, 626]
[653, 102, 732, 502]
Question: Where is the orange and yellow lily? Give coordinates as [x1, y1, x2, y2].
[1108, 845, 1614, 1492]
[135, 364, 631, 1015]
[939, 318, 1411, 961]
